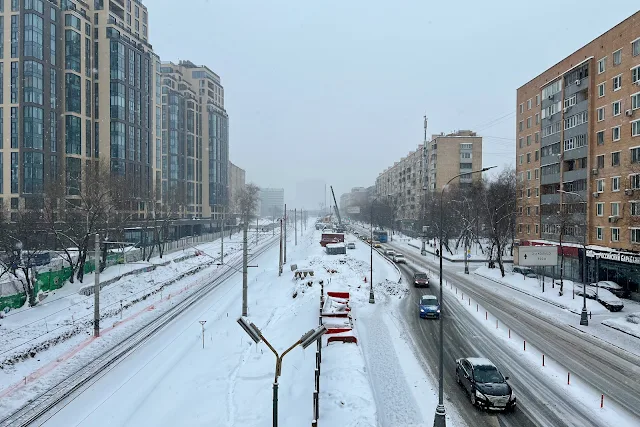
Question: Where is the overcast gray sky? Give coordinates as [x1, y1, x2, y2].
[147, 0, 640, 205]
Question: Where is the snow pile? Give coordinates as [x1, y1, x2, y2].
[603, 312, 640, 338]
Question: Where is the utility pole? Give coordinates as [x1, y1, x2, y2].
[279, 218, 283, 276]
[221, 210, 224, 264]
[294, 208, 297, 246]
[256, 217, 259, 246]
[93, 233, 100, 337]
[283, 204, 287, 264]
[242, 219, 248, 316]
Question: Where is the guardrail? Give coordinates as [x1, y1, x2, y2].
[312, 282, 323, 426]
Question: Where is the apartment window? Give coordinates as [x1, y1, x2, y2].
[596, 203, 604, 216]
[632, 119, 640, 137]
[535, 224, 539, 234]
[519, 155, 523, 165]
[526, 170, 531, 180]
[632, 174, 640, 189]
[10, 62, 17, 103]
[535, 113, 539, 125]
[612, 126, 621, 141]
[633, 38, 640, 57]
[535, 94, 540, 106]
[65, 30, 81, 72]
[460, 143, 472, 150]
[10, 152, 18, 193]
[527, 188, 531, 198]
[633, 66, 640, 84]
[631, 201, 640, 216]
[23, 60, 43, 105]
[632, 92, 640, 110]
[535, 188, 539, 197]
[535, 168, 539, 180]
[613, 49, 622, 66]
[66, 157, 81, 195]
[598, 82, 605, 97]
[50, 23, 56, 65]
[65, 73, 81, 113]
[535, 132, 540, 143]
[526, 135, 531, 146]
[22, 152, 43, 194]
[632, 147, 640, 163]
[597, 107, 605, 122]
[613, 75, 622, 91]
[461, 152, 472, 159]
[597, 130, 605, 145]
[596, 178, 605, 192]
[135, 5, 140, 18]
[564, 111, 588, 130]
[542, 81, 562, 99]
[611, 228, 620, 242]
[598, 57, 606, 74]
[65, 115, 81, 154]
[611, 202, 620, 217]
[535, 150, 539, 161]
[596, 155, 605, 169]
[10, 107, 18, 148]
[632, 229, 640, 244]
[612, 100, 621, 116]
[23, 106, 43, 149]
[519, 121, 523, 131]
[612, 152, 620, 167]
[564, 95, 577, 109]
[10, 15, 18, 58]
[612, 176, 620, 191]
[596, 227, 603, 241]
[564, 134, 587, 151]
[518, 137, 523, 148]
[526, 152, 531, 163]
[24, 13, 44, 60]
[527, 117, 532, 128]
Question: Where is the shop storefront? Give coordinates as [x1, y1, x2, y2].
[586, 249, 640, 294]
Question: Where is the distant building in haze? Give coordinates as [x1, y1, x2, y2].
[259, 188, 284, 218]
[228, 162, 245, 213]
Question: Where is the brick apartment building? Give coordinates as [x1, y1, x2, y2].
[515, 11, 640, 291]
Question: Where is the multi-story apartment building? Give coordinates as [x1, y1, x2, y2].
[424, 130, 483, 192]
[0, 0, 156, 218]
[259, 188, 284, 218]
[228, 161, 245, 212]
[515, 11, 640, 290]
[159, 60, 229, 219]
[375, 145, 425, 228]
[339, 187, 368, 216]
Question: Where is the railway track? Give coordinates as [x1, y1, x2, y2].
[0, 236, 279, 427]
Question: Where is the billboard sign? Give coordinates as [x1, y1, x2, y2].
[518, 246, 557, 266]
[346, 206, 360, 214]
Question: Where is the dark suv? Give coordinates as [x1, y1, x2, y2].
[413, 272, 430, 287]
[456, 357, 516, 411]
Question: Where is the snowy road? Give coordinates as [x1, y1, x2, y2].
[389, 240, 640, 427]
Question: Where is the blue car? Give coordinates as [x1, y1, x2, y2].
[419, 295, 440, 319]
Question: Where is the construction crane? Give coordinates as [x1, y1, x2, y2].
[330, 186, 343, 229]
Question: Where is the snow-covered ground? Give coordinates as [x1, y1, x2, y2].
[0, 229, 275, 408]
[0, 221, 467, 427]
[603, 312, 640, 338]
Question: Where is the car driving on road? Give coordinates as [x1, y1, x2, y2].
[455, 357, 516, 411]
[413, 272, 430, 287]
[419, 295, 440, 319]
[392, 253, 406, 263]
[346, 242, 356, 249]
[512, 266, 537, 278]
[384, 248, 395, 256]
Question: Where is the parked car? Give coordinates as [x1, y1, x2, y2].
[419, 295, 440, 319]
[512, 266, 537, 278]
[384, 249, 396, 257]
[374, 243, 382, 248]
[413, 272, 430, 287]
[455, 357, 516, 411]
[346, 242, 356, 249]
[573, 285, 597, 300]
[596, 288, 624, 312]
[594, 281, 630, 298]
[393, 253, 406, 263]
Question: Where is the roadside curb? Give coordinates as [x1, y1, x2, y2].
[601, 322, 640, 340]
[372, 247, 402, 284]
[473, 271, 581, 315]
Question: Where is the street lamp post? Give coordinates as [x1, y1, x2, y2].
[237, 318, 326, 427]
[558, 189, 589, 326]
[434, 166, 495, 427]
[369, 198, 378, 304]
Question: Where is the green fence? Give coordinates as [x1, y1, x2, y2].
[0, 292, 27, 311]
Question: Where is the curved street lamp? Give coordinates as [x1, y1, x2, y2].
[434, 166, 496, 427]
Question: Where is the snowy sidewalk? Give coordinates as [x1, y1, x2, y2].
[357, 303, 422, 426]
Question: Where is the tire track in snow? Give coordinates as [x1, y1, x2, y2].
[357, 296, 422, 427]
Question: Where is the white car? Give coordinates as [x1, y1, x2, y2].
[393, 253, 406, 264]
[384, 249, 396, 256]
[346, 242, 356, 249]
[593, 281, 630, 298]
[595, 288, 624, 312]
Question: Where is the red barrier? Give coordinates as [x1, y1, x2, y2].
[325, 328, 352, 334]
[327, 291, 350, 299]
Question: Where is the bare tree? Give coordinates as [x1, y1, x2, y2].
[235, 183, 260, 221]
[481, 168, 517, 277]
